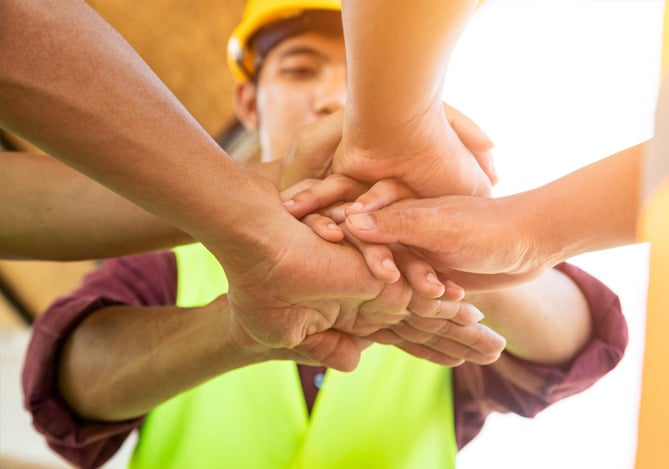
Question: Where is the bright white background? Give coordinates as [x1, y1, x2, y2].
[446, 2, 663, 469]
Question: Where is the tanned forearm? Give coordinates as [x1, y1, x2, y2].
[0, 0, 278, 256]
[0, 152, 190, 260]
[58, 297, 263, 421]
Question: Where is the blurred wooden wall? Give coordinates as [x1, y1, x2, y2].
[0, 0, 250, 325]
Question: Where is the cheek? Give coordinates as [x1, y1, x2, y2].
[257, 87, 315, 159]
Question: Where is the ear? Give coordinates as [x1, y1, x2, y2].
[234, 82, 259, 131]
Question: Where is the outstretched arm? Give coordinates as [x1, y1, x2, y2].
[0, 152, 190, 260]
[0, 0, 289, 264]
[344, 143, 644, 290]
[336, 0, 491, 197]
[58, 295, 371, 421]
[0, 114, 339, 260]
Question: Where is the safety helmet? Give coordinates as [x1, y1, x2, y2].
[227, 0, 342, 82]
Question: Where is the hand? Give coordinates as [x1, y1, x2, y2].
[344, 194, 550, 290]
[284, 176, 450, 293]
[442, 103, 497, 186]
[282, 179, 508, 366]
[279, 103, 496, 193]
[277, 110, 343, 190]
[217, 178, 430, 371]
[370, 311, 506, 367]
[334, 102, 495, 198]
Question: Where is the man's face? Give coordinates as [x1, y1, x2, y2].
[236, 31, 347, 162]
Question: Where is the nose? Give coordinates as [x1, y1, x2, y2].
[313, 66, 347, 116]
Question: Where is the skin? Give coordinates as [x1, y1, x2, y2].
[341, 143, 643, 290]
[59, 30, 591, 422]
[0, 151, 189, 260]
[283, 142, 642, 292]
[336, 0, 491, 198]
[0, 1, 388, 347]
[1, 0, 469, 370]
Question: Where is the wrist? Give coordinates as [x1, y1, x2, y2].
[195, 169, 298, 278]
[502, 190, 566, 275]
[207, 296, 274, 368]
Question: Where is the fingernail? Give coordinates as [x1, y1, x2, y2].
[471, 307, 485, 322]
[426, 273, 446, 297]
[427, 273, 441, 284]
[444, 281, 464, 301]
[382, 258, 398, 272]
[349, 202, 364, 212]
[283, 199, 295, 206]
[327, 223, 339, 230]
[348, 213, 375, 230]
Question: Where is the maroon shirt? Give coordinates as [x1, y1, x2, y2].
[22, 252, 628, 469]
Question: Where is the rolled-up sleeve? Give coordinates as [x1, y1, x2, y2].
[453, 262, 628, 449]
[22, 251, 177, 469]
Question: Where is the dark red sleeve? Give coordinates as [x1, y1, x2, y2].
[452, 262, 628, 450]
[22, 251, 177, 469]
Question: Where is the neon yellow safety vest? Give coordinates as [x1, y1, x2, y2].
[129, 243, 457, 469]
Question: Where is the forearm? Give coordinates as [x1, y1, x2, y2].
[1, 152, 191, 260]
[0, 0, 275, 251]
[518, 143, 644, 267]
[466, 268, 592, 367]
[341, 0, 476, 150]
[58, 297, 261, 421]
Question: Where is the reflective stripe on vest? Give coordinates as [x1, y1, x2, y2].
[130, 243, 457, 468]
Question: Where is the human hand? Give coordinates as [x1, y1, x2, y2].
[281, 178, 507, 365]
[283, 176, 548, 290]
[283, 176, 448, 293]
[218, 179, 501, 370]
[334, 102, 495, 198]
[277, 110, 343, 190]
[278, 103, 496, 193]
[344, 193, 551, 291]
[369, 306, 506, 367]
[217, 180, 434, 372]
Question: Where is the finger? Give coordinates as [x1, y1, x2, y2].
[280, 110, 343, 188]
[472, 151, 498, 187]
[302, 213, 345, 242]
[402, 315, 506, 357]
[393, 245, 445, 300]
[284, 174, 370, 219]
[442, 102, 498, 185]
[367, 328, 403, 345]
[391, 321, 501, 365]
[393, 341, 465, 367]
[318, 201, 351, 224]
[357, 278, 413, 328]
[292, 329, 365, 372]
[345, 178, 416, 215]
[343, 225, 401, 284]
[281, 178, 321, 202]
[427, 300, 484, 325]
[406, 294, 442, 318]
[408, 297, 482, 323]
[445, 302, 485, 326]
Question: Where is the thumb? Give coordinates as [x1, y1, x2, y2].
[281, 110, 343, 187]
[443, 103, 498, 185]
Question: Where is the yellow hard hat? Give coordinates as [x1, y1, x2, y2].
[227, 0, 341, 82]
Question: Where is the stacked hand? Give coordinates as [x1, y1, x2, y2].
[334, 102, 496, 198]
[219, 198, 504, 372]
[214, 103, 506, 372]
